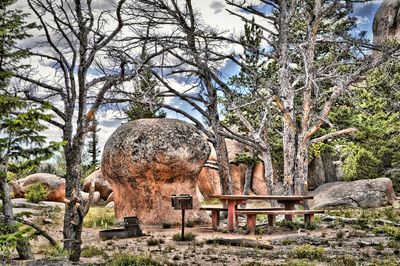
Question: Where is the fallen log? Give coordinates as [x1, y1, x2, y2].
[206, 238, 273, 250]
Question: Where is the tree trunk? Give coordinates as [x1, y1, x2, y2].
[262, 149, 275, 195]
[243, 161, 254, 195]
[294, 138, 309, 195]
[213, 134, 233, 195]
[0, 175, 33, 259]
[63, 143, 84, 262]
[282, 121, 296, 195]
[321, 150, 336, 183]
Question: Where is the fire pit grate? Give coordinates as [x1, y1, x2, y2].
[99, 216, 142, 240]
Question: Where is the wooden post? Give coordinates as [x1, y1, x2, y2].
[268, 214, 275, 226]
[227, 201, 236, 231]
[211, 210, 220, 230]
[304, 213, 314, 225]
[246, 214, 257, 235]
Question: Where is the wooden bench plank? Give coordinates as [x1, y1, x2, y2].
[234, 210, 324, 235]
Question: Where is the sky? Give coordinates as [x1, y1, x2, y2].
[14, 0, 384, 160]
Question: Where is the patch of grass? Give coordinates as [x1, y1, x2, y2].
[147, 238, 165, 246]
[162, 223, 172, 229]
[277, 220, 317, 230]
[172, 232, 197, 241]
[282, 239, 294, 245]
[186, 220, 194, 228]
[25, 183, 49, 203]
[291, 244, 325, 261]
[201, 199, 221, 205]
[373, 225, 400, 240]
[336, 230, 345, 239]
[281, 260, 316, 266]
[107, 252, 162, 266]
[36, 244, 69, 258]
[387, 240, 400, 249]
[83, 207, 116, 228]
[255, 226, 265, 235]
[369, 257, 400, 266]
[329, 255, 357, 266]
[81, 245, 104, 258]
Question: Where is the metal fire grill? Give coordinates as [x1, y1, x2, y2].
[171, 194, 193, 240]
[99, 216, 142, 240]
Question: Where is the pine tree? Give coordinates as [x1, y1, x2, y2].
[0, 0, 58, 259]
[125, 58, 166, 121]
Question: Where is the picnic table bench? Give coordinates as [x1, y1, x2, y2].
[235, 209, 325, 235]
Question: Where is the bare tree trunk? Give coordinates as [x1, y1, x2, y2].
[282, 119, 296, 195]
[294, 137, 309, 195]
[213, 133, 233, 195]
[0, 176, 33, 259]
[63, 142, 84, 262]
[243, 161, 254, 195]
[262, 149, 275, 195]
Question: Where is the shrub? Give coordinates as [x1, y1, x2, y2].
[373, 225, 400, 240]
[330, 255, 357, 266]
[36, 244, 69, 258]
[81, 245, 104, 258]
[83, 207, 116, 228]
[107, 252, 162, 266]
[291, 244, 325, 260]
[186, 220, 194, 228]
[172, 232, 197, 241]
[25, 183, 49, 203]
[147, 238, 165, 246]
[162, 223, 171, 229]
[336, 230, 345, 239]
[0, 221, 34, 258]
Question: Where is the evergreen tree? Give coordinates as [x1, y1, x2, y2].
[0, 0, 58, 259]
[125, 60, 166, 120]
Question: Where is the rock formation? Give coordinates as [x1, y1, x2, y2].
[14, 173, 66, 202]
[101, 118, 211, 224]
[82, 169, 113, 200]
[373, 0, 400, 45]
[309, 177, 396, 209]
[13, 173, 100, 205]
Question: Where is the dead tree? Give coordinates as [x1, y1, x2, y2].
[14, 0, 151, 261]
[226, 0, 400, 195]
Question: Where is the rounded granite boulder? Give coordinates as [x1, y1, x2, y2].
[101, 118, 211, 224]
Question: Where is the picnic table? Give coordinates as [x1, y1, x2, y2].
[209, 195, 314, 231]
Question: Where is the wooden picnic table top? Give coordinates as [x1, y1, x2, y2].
[209, 195, 313, 201]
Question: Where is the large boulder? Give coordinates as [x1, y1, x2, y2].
[309, 178, 397, 209]
[373, 0, 400, 46]
[15, 173, 66, 202]
[82, 169, 112, 200]
[101, 118, 211, 224]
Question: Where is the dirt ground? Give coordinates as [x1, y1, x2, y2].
[3, 201, 400, 266]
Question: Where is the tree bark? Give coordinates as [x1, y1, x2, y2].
[62, 141, 84, 262]
[0, 176, 33, 259]
[262, 149, 275, 195]
[243, 161, 254, 195]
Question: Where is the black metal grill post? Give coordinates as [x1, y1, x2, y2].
[181, 209, 185, 241]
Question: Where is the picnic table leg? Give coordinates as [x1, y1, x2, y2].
[246, 214, 257, 235]
[284, 202, 295, 221]
[211, 211, 220, 230]
[227, 201, 236, 231]
[268, 214, 275, 226]
[304, 213, 314, 225]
